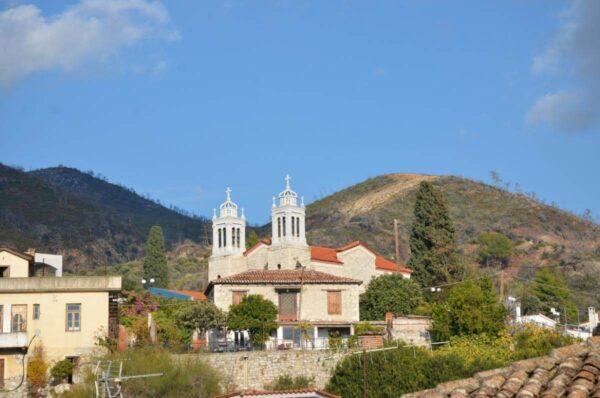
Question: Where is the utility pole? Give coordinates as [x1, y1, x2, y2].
[394, 219, 400, 266]
[499, 270, 505, 303]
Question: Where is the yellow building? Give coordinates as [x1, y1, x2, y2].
[0, 248, 121, 391]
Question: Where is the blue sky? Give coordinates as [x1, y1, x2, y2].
[1, 0, 599, 224]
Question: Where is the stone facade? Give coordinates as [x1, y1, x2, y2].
[194, 350, 349, 390]
[370, 316, 432, 347]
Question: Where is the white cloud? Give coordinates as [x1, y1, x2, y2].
[527, 0, 600, 133]
[0, 0, 179, 87]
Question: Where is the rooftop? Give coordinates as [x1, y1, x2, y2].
[211, 269, 362, 285]
[402, 337, 600, 398]
[214, 389, 340, 398]
[0, 276, 122, 292]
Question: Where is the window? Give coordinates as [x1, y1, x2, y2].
[232, 291, 247, 306]
[282, 217, 286, 236]
[291, 217, 295, 237]
[327, 291, 342, 315]
[33, 304, 40, 320]
[223, 228, 227, 247]
[296, 217, 301, 237]
[232, 227, 235, 248]
[11, 305, 27, 332]
[277, 217, 281, 238]
[278, 291, 298, 321]
[66, 304, 81, 332]
[237, 228, 241, 247]
[218, 228, 222, 248]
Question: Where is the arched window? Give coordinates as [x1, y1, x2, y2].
[277, 217, 281, 238]
[291, 217, 295, 237]
[232, 227, 235, 248]
[283, 216, 286, 236]
[237, 228, 241, 247]
[218, 228, 222, 247]
[296, 217, 301, 237]
[223, 228, 227, 247]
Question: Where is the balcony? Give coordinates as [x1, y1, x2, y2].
[0, 332, 28, 348]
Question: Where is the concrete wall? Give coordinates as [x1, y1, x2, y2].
[194, 349, 348, 390]
[213, 283, 360, 322]
[0, 251, 29, 278]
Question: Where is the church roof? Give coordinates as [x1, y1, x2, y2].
[243, 240, 412, 274]
[211, 269, 362, 285]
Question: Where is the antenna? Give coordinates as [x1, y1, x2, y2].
[94, 360, 163, 398]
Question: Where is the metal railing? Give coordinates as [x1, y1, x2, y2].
[206, 336, 353, 352]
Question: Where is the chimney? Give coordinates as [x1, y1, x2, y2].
[515, 303, 522, 322]
[588, 307, 598, 333]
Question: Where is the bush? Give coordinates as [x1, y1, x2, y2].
[62, 347, 221, 398]
[354, 322, 382, 336]
[359, 274, 423, 321]
[512, 324, 576, 359]
[50, 359, 74, 384]
[265, 374, 314, 390]
[27, 345, 48, 396]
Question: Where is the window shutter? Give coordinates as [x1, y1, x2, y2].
[327, 291, 341, 315]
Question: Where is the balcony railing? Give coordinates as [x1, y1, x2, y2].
[0, 332, 28, 348]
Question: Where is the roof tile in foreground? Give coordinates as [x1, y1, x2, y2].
[214, 388, 340, 398]
[212, 269, 361, 285]
[402, 337, 600, 398]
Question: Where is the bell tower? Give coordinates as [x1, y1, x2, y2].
[212, 187, 246, 257]
[271, 175, 307, 247]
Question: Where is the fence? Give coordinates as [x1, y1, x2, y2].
[206, 336, 353, 352]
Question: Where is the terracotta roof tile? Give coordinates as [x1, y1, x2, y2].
[310, 246, 343, 264]
[213, 389, 340, 398]
[244, 239, 271, 256]
[403, 338, 600, 398]
[172, 289, 207, 301]
[212, 269, 361, 285]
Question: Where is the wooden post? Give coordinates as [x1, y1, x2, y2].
[394, 219, 400, 266]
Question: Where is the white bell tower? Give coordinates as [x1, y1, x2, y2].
[212, 188, 246, 257]
[271, 175, 307, 247]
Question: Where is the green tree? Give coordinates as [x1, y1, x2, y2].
[430, 276, 507, 341]
[408, 182, 459, 287]
[246, 230, 260, 249]
[176, 301, 227, 334]
[143, 226, 168, 288]
[526, 268, 577, 321]
[477, 232, 514, 268]
[359, 274, 423, 320]
[227, 295, 278, 346]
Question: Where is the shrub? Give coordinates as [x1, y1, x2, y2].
[359, 274, 423, 320]
[62, 347, 221, 398]
[265, 374, 314, 390]
[27, 345, 48, 396]
[512, 324, 576, 359]
[354, 322, 382, 336]
[50, 359, 74, 384]
[328, 331, 344, 351]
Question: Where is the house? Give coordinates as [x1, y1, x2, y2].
[402, 337, 600, 398]
[214, 389, 341, 398]
[205, 176, 411, 348]
[0, 248, 121, 390]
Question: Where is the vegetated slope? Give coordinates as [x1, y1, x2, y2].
[306, 173, 600, 259]
[0, 164, 209, 269]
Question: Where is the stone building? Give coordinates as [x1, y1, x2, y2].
[0, 248, 121, 392]
[205, 176, 411, 347]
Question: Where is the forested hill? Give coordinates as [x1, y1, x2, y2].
[303, 174, 600, 308]
[0, 164, 209, 269]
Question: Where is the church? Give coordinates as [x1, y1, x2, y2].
[204, 176, 412, 348]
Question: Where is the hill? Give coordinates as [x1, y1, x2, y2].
[0, 164, 209, 269]
[303, 173, 600, 307]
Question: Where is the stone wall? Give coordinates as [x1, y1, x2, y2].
[185, 350, 349, 390]
[371, 316, 432, 347]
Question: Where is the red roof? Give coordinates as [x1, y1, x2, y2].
[244, 239, 271, 256]
[172, 289, 207, 301]
[312, 241, 412, 274]
[212, 269, 361, 285]
[214, 389, 340, 398]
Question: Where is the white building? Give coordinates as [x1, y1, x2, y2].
[205, 176, 412, 348]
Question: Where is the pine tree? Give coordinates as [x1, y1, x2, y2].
[408, 181, 458, 287]
[143, 226, 168, 288]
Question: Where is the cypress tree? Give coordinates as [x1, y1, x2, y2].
[143, 226, 168, 288]
[408, 181, 458, 287]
